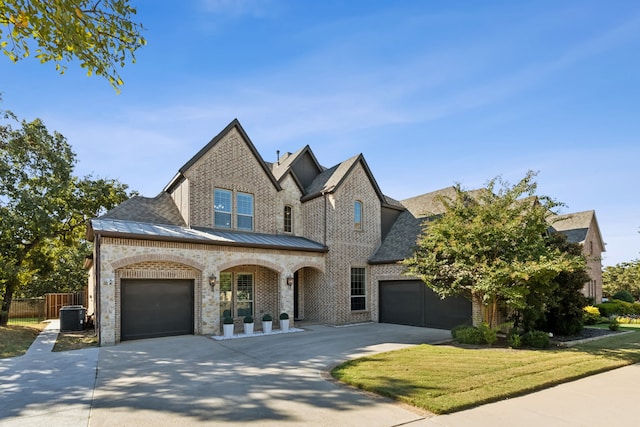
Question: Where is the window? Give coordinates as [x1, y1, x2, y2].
[219, 272, 254, 318]
[236, 193, 254, 231]
[214, 189, 232, 229]
[350, 267, 366, 311]
[214, 189, 254, 231]
[354, 201, 363, 230]
[284, 205, 293, 233]
[236, 273, 254, 317]
[219, 272, 233, 318]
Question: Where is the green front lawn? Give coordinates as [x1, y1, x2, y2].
[331, 331, 640, 414]
[0, 322, 47, 358]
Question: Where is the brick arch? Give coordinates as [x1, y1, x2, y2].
[217, 258, 283, 274]
[291, 260, 325, 274]
[110, 254, 205, 272]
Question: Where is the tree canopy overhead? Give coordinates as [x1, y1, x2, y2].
[603, 259, 640, 301]
[0, 108, 132, 324]
[0, 0, 146, 90]
[402, 171, 586, 327]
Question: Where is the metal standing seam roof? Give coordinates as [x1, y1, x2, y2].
[90, 218, 328, 252]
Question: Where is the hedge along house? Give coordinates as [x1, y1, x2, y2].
[86, 119, 604, 345]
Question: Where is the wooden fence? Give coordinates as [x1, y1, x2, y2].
[45, 292, 87, 319]
[8, 298, 46, 321]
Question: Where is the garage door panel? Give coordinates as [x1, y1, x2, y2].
[424, 287, 472, 329]
[121, 279, 194, 341]
[379, 281, 425, 326]
[379, 280, 471, 329]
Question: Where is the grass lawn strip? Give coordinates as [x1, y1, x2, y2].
[331, 331, 640, 414]
[53, 330, 98, 352]
[0, 323, 47, 358]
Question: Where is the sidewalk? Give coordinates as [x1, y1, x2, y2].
[420, 362, 640, 426]
[0, 320, 99, 427]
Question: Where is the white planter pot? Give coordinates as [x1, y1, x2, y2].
[244, 323, 254, 335]
[262, 320, 272, 334]
[223, 323, 234, 338]
[280, 319, 289, 332]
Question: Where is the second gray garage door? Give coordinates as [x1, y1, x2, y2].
[121, 279, 194, 341]
[379, 280, 471, 330]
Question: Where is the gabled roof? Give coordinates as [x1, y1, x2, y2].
[164, 119, 281, 193]
[99, 193, 186, 227]
[549, 210, 606, 251]
[300, 154, 388, 205]
[369, 209, 423, 264]
[88, 218, 327, 253]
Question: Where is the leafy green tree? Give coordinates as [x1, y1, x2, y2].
[0, 110, 132, 324]
[403, 171, 585, 327]
[527, 234, 589, 335]
[603, 260, 640, 300]
[0, 0, 145, 90]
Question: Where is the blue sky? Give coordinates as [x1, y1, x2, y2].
[1, 0, 639, 266]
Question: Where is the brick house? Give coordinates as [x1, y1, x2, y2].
[549, 210, 605, 303]
[86, 119, 604, 345]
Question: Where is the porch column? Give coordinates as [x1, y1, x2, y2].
[202, 269, 220, 335]
[280, 272, 295, 323]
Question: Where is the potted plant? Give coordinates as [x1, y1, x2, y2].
[222, 316, 234, 338]
[262, 313, 273, 334]
[243, 315, 254, 335]
[279, 312, 290, 332]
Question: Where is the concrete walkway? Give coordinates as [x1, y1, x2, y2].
[0, 320, 99, 427]
[1, 322, 639, 426]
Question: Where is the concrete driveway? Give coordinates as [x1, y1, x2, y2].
[1, 322, 451, 426]
[89, 323, 450, 426]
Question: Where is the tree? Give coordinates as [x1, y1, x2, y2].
[402, 171, 585, 327]
[603, 260, 640, 300]
[0, 0, 145, 91]
[526, 234, 589, 335]
[0, 110, 132, 324]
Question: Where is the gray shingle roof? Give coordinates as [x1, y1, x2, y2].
[304, 154, 360, 197]
[100, 193, 187, 227]
[549, 210, 596, 244]
[369, 210, 424, 264]
[269, 147, 306, 181]
[89, 218, 327, 252]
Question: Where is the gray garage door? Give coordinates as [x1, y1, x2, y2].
[121, 279, 194, 341]
[379, 280, 471, 329]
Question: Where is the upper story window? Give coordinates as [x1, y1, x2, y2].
[236, 192, 254, 231]
[214, 189, 232, 229]
[214, 189, 254, 231]
[354, 200, 363, 230]
[284, 205, 293, 233]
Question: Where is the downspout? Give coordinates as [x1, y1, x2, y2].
[322, 191, 327, 246]
[95, 233, 101, 341]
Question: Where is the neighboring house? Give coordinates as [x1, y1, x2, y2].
[549, 210, 605, 303]
[85, 119, 604, 345]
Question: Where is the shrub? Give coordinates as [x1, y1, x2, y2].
[599, 301, 640, 316]
[222, 316, 234, 325]
[262, 313, 272, 322]
[452, 325, 484, 345]
[609, 317, 620, 331]
[612, 290, 635, 303]
[522, 330, 550, 348]
[478, 323, 498, 346]
[279, 312, 289, 320]
[243, 315, 254, 324]
[583, 306, 601, 325]
[507, 330, 523, 349]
